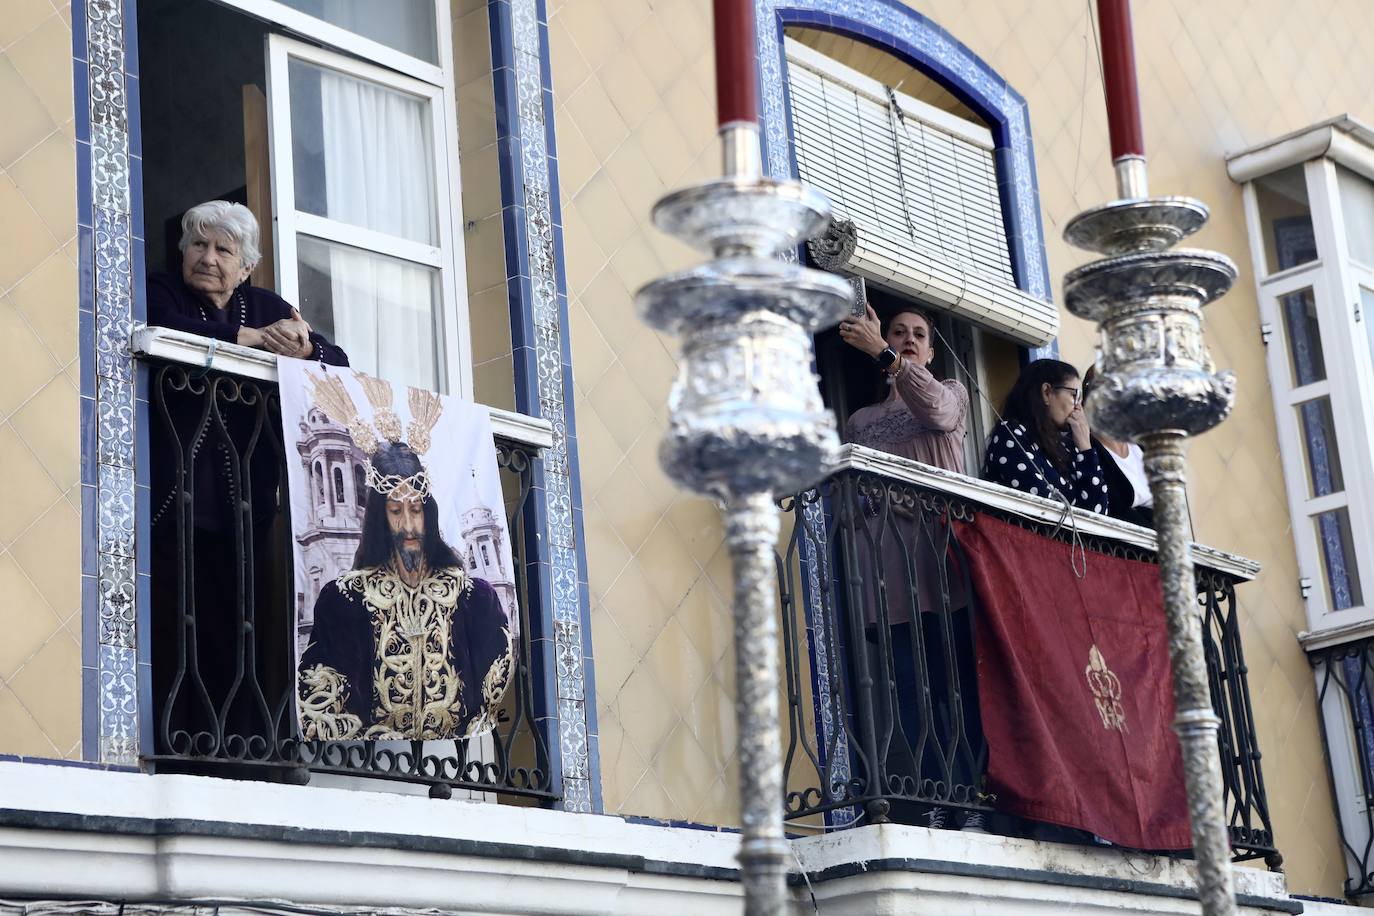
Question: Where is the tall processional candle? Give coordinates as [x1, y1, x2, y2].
[713, 0, 761, 178]
[1064, 1, 1246, 913]
[1096, 0, 1147, 197]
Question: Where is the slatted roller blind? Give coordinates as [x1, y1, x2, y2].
[785, 39, 1057, 346]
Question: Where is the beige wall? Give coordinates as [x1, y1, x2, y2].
[0, 0, 81, 760]
[550, 0, 1371, 898]
[548, 0, 742, 825]
[453, 0, 517, 411]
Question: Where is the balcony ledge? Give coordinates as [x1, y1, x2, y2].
[0, 760, 1302, 915]
[131, 325, 555, 451]
[839, 444, 1262, 582]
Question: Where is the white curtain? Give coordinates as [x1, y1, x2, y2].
[319, 68, 440, 389]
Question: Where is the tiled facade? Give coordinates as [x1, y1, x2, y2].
[0, 0, 81, 760]
[0, 0, 1369, 901]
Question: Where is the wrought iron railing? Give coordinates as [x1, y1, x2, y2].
[1310, 636, 1374, 895]
[143, 357, 555, 802]
[777, 449, 1278, 866]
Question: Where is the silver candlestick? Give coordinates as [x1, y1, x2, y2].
[1064, 157, 1240, 916]
[636, 123, 851, 915]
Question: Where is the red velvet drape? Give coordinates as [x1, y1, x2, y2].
[954, 513, 1191, 849]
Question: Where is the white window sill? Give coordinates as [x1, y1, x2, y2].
[131, 324, 554, 450]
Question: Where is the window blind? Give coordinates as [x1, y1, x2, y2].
[785, 39, 1057, 346]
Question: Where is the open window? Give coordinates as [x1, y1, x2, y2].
[782, 32, 1051, 469]
[137, 0, 469, 394]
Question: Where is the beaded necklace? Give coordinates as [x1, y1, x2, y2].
[197, 288, 248, 326]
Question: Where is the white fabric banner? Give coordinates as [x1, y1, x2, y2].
[277, 357, 517, 741]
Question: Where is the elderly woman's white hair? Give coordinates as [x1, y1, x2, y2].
[178, 200, 262, 270]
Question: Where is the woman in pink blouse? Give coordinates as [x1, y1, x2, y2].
[839, 304, 982, 831]
[840, 305, 969, 474]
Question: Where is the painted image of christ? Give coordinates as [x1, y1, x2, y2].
[294, 373, 514, 741]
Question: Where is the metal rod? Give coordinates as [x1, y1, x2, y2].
[1140, 431, 1237, 916]
[1114, 155, 1149, 199]
[726, 491, 789, 916]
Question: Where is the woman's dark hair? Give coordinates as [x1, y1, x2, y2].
[353, 443, 463, 570]
[870, 307, 938, 400]
[999, 358, 1080, 471]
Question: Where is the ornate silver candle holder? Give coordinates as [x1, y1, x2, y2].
[1064, 166, 1241, 916]
[636, 125, 851, 915]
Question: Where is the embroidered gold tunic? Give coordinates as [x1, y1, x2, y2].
[297, 566, 514, 741]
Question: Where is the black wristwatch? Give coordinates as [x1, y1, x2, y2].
[875, 347, 898, 371]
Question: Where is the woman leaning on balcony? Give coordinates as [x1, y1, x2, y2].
[147, 201, 349, 756]
[148, 200, 349, 365]
[839, 304, 984, 832]
[982, 359, 1110, 513]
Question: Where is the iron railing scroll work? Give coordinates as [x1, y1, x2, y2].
[775, 443, 1279, 866]
[132, 326, 557, 803]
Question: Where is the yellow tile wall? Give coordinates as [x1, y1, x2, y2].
[453, 0, 515, 410]
[0, 0, 80, 761]
[550, 0, 1367, 897]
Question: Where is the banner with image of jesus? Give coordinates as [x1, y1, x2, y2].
[277, 358, 517, 741]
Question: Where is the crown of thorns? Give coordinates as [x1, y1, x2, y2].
[308, 371, 443, 504]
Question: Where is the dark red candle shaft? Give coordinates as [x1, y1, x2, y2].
[713, 0, 758, 125]
[1097, 0, 1145, 159]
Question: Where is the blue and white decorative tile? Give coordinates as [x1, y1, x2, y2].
[554, 620, 585, 700]
[97, 552, 136, 648]
[94, 308, 133, 383]
[562, 776, 592, 813]
[98, 643, 137, 732]
[96, 374, 135, 469]
[91, 124, 131, 215]
[558, 697, 589, 778]
[498, 0, 597, 808]
[97, 464, 135, 559]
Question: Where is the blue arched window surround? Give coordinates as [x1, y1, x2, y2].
[754, 0, 1057, 358]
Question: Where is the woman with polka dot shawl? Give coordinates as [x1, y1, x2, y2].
[982, 359, 1110, 514]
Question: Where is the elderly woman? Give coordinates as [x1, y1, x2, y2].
[148, 202, 347, 754]
[148, 200, 348, 365]
[838, 303, 982, 831]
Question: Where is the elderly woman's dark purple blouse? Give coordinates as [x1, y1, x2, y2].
[147, 272, 350, 366]
[147, 271, 350, 534]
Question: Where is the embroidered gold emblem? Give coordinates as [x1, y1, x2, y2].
[1085, 645, 1127, 733]
[298, 663, 364, 740]
[341, 565, 473, 740]
[465, 627, 515, 738]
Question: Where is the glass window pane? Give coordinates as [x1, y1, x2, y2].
[1279, 287, 1326, 386]
[1256, 165, 1317, 275]
[277, 0, 438, 63]
[296, 235, 440, 390]
[288, 60, 438, 245]
[1314, 507, 1363, 612]
[1338, 166, 1374, 268]
[1364, 287, 1374, 377]
[1296, 397, 1345, 497]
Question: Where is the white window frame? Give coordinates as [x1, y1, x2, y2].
[215, 0, 447, 84]
[265, 34, 472, 396]
[1238, 150, 1374, 635]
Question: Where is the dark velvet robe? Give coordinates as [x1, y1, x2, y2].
[148, 271, 350, 532]
[297, 570, 514, 741]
